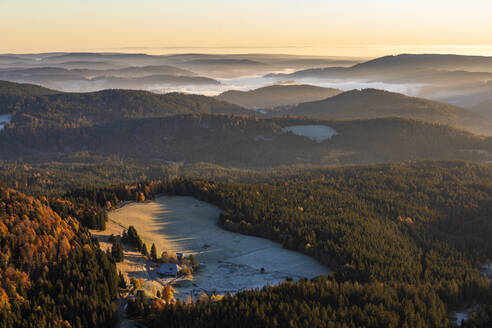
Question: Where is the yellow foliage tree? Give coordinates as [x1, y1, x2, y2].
[162, 285, 174, 304]
[197, 292, 209, 303]
[130, 277, 141, 292]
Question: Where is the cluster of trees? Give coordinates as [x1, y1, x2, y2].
[49, 196, 108, 229]
[122, 225, 149, 257]
[0, 185, 119, 327]
[145, 277, 449, 327]
[110, 238, 124, 262]
[0, 158, 284, 197]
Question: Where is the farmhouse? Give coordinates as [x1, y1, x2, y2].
[157, 263, 181, 277]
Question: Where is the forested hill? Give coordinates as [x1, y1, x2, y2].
[0, 185, 118, 327]
[216, 84, 342, 109]
[272, 88, 492, 136]
[0, 80, 60, 115]
[351, 54, 492, 73]
[0, 81, 252, 129]
[0, 80, 58, 96]
[1, 114, 490, 166]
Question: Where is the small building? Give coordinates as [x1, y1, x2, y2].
[157, 263, 181, 277]
[176, 253, 184, 261]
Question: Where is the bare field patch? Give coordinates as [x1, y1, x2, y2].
[101, 196, 330, 300]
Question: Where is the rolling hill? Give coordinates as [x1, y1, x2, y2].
[90, 74, 220, 90]
[73, 65, 198, 78]
[0, 80, 61, 115]
[472, 99, 492, 119]
[175, 58, 272, 78]
[0, 80, 58, 96]
[1, 114, 490, 166]
[0, 65, 218, 92]
[268, 54, 492, 80]
[0, 86, 252, 130]
[271, 88, 492, 136]
[216, 84, 342, 109]
[351, 54, 492, 73]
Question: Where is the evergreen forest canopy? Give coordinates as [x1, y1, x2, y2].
[2, 160, 492, 326]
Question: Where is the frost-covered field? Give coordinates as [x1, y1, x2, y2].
[282, 125, 338, 142]
[0, 114, 11, 131]
[109, 196, 331, 299]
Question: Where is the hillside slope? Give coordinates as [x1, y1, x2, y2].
[0, 80, 58, 96]
[472, 99, 492, 119]
[268, 54, 492, 80]
[2, 115, 490, 166]
[216, 84, 342, 109]
[272, 89, 492, 135]
[0, 85, 252, 129]
[0, 186, 118, 327]
[0, 80, 61, 115]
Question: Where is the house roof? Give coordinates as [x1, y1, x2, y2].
[157, 263, 181, 275]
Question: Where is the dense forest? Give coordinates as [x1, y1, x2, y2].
[0, 84, 250, 130]
[270, 88, 491, 136]
[0, 185, 119, 327]
[8, 160, 490, 327]
[1, 114, 491, 166]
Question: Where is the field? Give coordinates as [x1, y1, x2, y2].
[103, 196, 331, 300]
[282, 125, 338, 142]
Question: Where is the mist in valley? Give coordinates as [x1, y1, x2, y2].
[1, 52, 490, 116]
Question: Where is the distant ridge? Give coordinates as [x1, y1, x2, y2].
[271, 88, 492, 136]
[0, 80, 59, 96]
[267, 54, 492, 81]
[0, 82, 252, 128]
[1, 114, 490, 166]
[216, 84, 342, 109]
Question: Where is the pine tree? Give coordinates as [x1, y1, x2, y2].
[111, 241, 124, 262]
[118, 272, 127, 289]
[150, 243, 158, 262]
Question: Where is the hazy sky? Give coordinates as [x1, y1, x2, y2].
[1, 0, 492, 56]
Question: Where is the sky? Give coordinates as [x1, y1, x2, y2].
[1, 0, 492, 56]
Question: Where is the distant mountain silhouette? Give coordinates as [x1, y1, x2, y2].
[73, 65, 198, 78]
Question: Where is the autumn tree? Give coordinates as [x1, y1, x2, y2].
[162, 285, 174, 304]
[130, 277, 141, 292]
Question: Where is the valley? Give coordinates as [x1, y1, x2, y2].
[1, 49, 492, 328]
